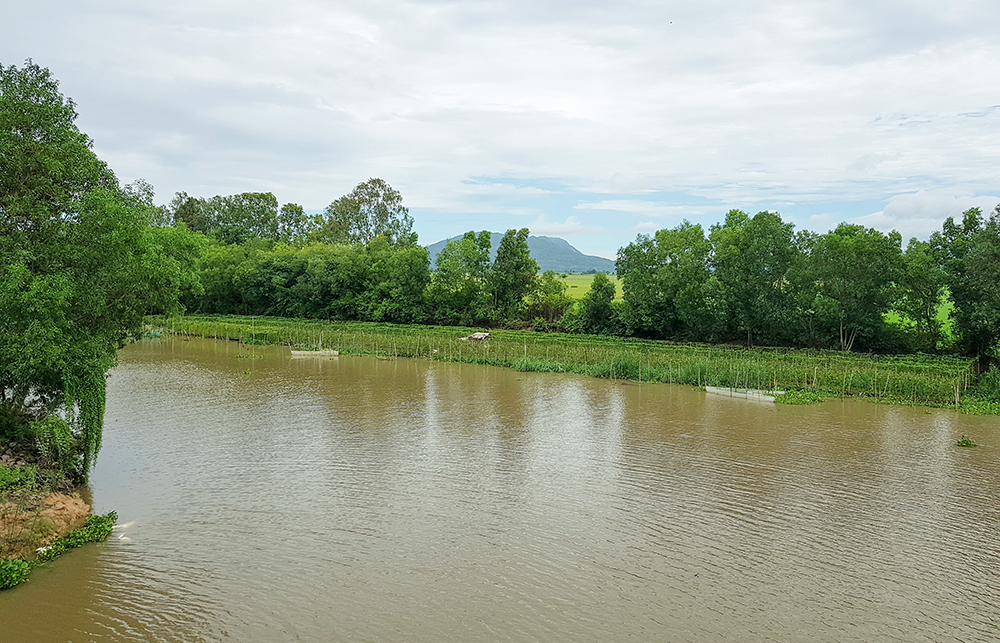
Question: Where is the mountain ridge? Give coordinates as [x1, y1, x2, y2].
[425, 232, 616, 273]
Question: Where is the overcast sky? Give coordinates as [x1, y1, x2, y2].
[5, 0, 1000, 257]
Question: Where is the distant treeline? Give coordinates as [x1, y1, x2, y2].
[153, 180, 1000, 368]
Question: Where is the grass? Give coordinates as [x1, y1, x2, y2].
[152, 314, 987, 410]
[559, 273, 623, 300]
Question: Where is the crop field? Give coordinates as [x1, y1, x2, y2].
[559, 273, 623, 299]
[155, 315, 982, 408]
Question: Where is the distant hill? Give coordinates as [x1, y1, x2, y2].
[425, 233, 616, 274]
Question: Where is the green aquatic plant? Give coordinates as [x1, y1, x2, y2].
[956, 435, 977, 448]
[35, 511, 117, 563]
[235, 354, 262, 359]
[0, 559, 32, 590]
[1, 511, 117, 590]
[773, 389, 828, 405]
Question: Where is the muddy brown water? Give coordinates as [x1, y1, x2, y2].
[2, 337, 999, 641]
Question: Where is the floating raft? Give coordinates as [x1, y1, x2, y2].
[704, 386, 784, 403]
[290, 349, 339, 357]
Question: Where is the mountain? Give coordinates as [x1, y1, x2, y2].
[425, 233, 616, 273]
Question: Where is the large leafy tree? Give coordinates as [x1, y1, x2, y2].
[0, 61, 195, 480]
[616, 221, 718, 340]
[797, 224, 903, 351]
[580, 272, 617, 334]
[489, 228, 538, 319]
[164, 191, 282, 244]
[710, 210, 797, 346]
[427, 231, 493, 324]
[895, 237, 948, 352]
[932, 206, 1000, 369]
[323, 178, 415, 246]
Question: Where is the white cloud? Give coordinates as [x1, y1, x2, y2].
[528, 215, 604, 236]
[5, 0, 1000, 253]
[850, 190, 1000, 240]
[574, 200, 714, 218]
[632, 221, 660, 233]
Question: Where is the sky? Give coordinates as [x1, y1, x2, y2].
[4, 0, 1000, 258]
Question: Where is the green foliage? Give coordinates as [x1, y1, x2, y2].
[0, 558, 32, 590]
[773, 389, 827, 405]
[525, 271, 574, 323]
[932, 206, 1000, 369]
[0, 403, 31, 443]
[428, 231, 493, 325]
[580, 273, 617, 334]
[894, 238, 949, 352]
[163, 191, 281, 244]
[35, 511, 117, 563]
[956, 435, 977, 448]
[30, 415, 76, 474]
[0, 465, 37, 492]
[186, 239, 431, 323]
[710, 210, 798, 346]
[321, 178, 415, 246]
[1, 62, 196, 480]
[961, 367, 1000, 415]
[617, 221, 717, 340]
[490, 228, 538, 318]
[796, 224, 904, 351]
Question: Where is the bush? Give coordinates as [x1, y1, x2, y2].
[962, 367, 1000, 415]
[0, 465, 37, 492]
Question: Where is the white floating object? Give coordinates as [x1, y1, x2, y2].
[705, 386, 784, 403]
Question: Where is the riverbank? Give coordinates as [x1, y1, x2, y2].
[153, 315, 997, 412]
[1, 440, 117, 590]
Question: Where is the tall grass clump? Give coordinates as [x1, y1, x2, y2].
[154, 314, 982, 409]
[962, 367, 1000, 415]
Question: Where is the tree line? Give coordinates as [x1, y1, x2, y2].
[158, 184, 1000, 368]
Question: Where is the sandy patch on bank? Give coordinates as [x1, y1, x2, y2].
[1, 493, 91, 559]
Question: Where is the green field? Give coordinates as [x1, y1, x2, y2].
[155, 314, 985, 409]
[559, 273, 623, 299]
[883, 298, 957, 346]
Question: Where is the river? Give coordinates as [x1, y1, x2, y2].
[2, 337, 998, 641]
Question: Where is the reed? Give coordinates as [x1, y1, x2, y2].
[153, 314, 981, 408]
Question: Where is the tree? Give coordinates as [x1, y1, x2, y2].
[525, 271, 574, 325]
[895, 238, 948, 352]
[167, 191, 210, 232]
[798, 224, 903, 351]
[426, 231, 493, 324]
[932, 206, 1000, 369]
[323, 178, 415, 246]
[617, 221, 717, 340]
[489, 228, 538, 319]
[580, 272, 617, 334]
[0, 61, 196, 480]
[710, 210, 797, 346]
[278, 202, 320, 244]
